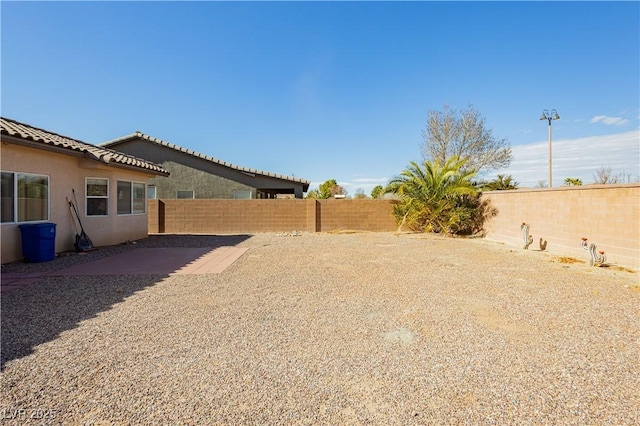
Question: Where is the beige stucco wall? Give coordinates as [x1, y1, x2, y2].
[482, 184, 640, 270]
[1, 142, 156, 264]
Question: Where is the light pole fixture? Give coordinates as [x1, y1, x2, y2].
[540, 109, 560, 187]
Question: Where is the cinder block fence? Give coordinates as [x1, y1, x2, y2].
[148, 183, 639, 270]
[482, 183, 639, 270]
[148, 199, 397, 234]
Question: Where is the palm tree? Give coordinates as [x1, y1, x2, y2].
[385, 157, 478, 234]
[480, 174, 519, 191]
[563, 177, 583, 186]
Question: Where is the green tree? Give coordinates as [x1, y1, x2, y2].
[385, 157, 481, 234]
[421, 104, 512, 175]
[371, 185, 384, 199]
[305, 189, 320, 199]
[319, 179, 337, 199]
[307, 179, 347, 199]
[563, 177, 583, 186]
[479, 174, 519, 191]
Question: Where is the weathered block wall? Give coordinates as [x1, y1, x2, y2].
[316, 199, 397, 232]
[148, 200, 161, 234]
[149, 185, 639, 270]
[482, 184, 639, 270]
[148, 199, 397, 234]
[149, 199, 312, 233]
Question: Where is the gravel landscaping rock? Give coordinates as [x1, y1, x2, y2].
[1, 232, 638, 424]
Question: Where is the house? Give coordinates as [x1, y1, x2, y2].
[101, 132, 310, 199]
[1, 117, 169, 264]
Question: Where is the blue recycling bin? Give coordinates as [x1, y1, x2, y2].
[18, 222, 57, 262]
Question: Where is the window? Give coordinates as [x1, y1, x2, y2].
[1, 172, 14, 223]
[117, 181, 146, 215]
[1, 171, 49, 223]
[118, 181, 131, 214]
[86, 178, 108, 216]
[133, 182, 145, 213]
[147, 185, 157, 200]
[177, 190, 194, 199]
[233, 190, 252, 199]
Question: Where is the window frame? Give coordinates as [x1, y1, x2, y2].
[117, 180, 147, 216]
[176, 190, 195, 199]
[1, 170, 50, 224]
[147, 185, 157, 200]
[132, 182, 146, 214]
[233, 190, 253, 199]
[86, 177, 109, 217]
[1, 171, 15, 223]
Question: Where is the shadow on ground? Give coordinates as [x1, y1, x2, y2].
[1, 234, 252, 370]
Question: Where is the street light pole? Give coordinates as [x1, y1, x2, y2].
[540, 109, 560, 188]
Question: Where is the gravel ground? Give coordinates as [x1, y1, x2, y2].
[1, 232, 639, 425]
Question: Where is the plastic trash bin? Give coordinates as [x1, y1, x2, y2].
[18, 222, 57, 262]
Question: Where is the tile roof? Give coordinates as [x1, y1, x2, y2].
[102, 131, 310, 188]
[1, 117, 169, 176]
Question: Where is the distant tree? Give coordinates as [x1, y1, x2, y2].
[371, 185, 384, 199]
[421, 104, 512, 175]
[305, 189, 320, 199]
[305, 180, 342, 199]
[330, 184, 346, 198]
[534, 180, 547, 188]
[563, 177, 583, 186]
[318, 179, 337, 198]
[592, 167, 617, 184]
[479, 174, 519, 191]
[310, 179, 346, 199]
[615, 170, 638, 183]
[354, 188, 368, 199]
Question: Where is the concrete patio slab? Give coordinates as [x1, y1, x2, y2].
[1, 272, 47, 292]
[175, 247, 249, 274]
[48, 247, 249, 276]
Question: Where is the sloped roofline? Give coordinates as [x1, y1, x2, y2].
[1, 117, 169, 176]
[101, 131, 310, 189]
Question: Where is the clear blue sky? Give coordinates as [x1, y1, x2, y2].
[2, 1, 638, 192]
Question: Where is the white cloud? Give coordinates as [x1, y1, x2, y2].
[590, 115, 630, 126]
[341, 178, 389, 196]
[487, 130, 640, 187]
[352, 177, 389, 184]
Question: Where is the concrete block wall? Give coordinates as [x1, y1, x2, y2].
[148, 185, 639, 270]
[148, 199, 397, 234]
[148, 200, 160, 233]
[482, 184, 639, 270]
[149, 199, 311, 234]
[316, 199, 397, 232]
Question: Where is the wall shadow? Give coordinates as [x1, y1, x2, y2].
[158, 200, 166, 233]
[1, 234, 252, 370]
[315, 200, 322, 232]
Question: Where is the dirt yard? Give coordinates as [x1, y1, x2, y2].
[1, 232, 638, 424]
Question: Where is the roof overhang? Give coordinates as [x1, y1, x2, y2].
[2, 134, 170, 177]
[102, 132, 309, 188]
